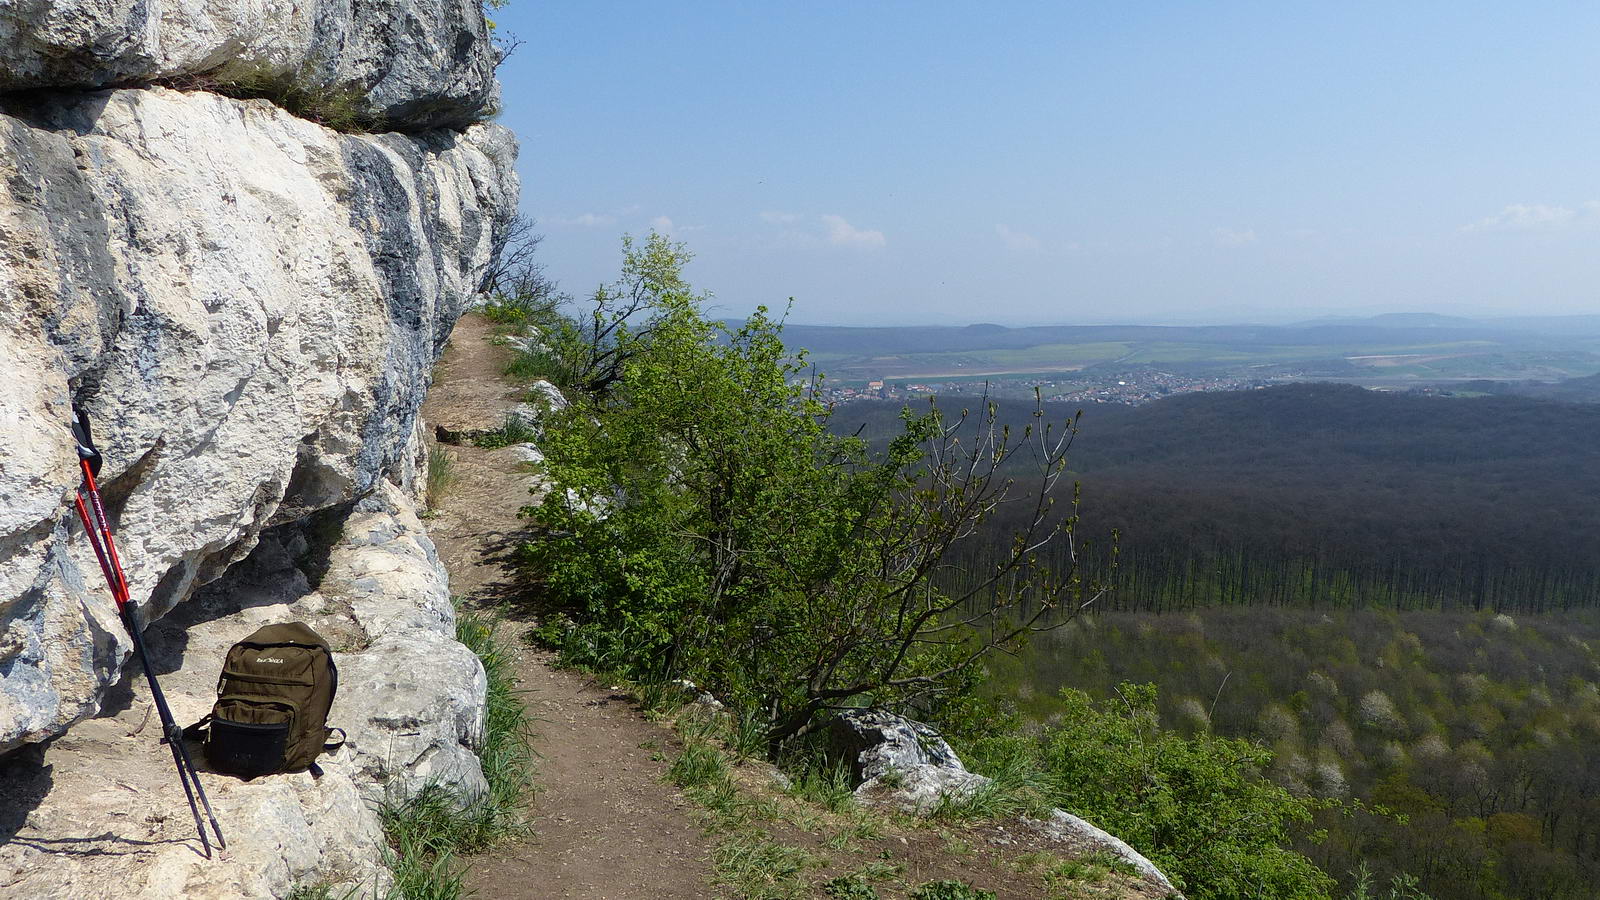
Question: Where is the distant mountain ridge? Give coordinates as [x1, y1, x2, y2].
[753, 317, 1584, 356]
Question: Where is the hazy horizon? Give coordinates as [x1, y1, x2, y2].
[491, 3, 1600, 326]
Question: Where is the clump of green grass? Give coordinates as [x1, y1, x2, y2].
[668, 740, 730, 791]
[425, 447, 456, 511]
[662, 735, 817, 896]
[286, 884, 359, 900]
[457, 612, 536, 828]
[785, 756, 857, 814]
[207, 60, 382, 132]
[377, 610, 534, 899]
[472, 411, 539, 449]
[823, 873, 881, 899]
[712, 830, 813, 899]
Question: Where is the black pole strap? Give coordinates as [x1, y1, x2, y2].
[69, 405, 103, 479]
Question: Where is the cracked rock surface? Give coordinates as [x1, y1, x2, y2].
[0, 84, 516, 754]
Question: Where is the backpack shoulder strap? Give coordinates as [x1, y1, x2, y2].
[324, 727, 347, 751]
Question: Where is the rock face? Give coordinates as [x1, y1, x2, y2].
[0, 0, 499, 130]
[0, 83, 515, 755]
[0, 483, 480, 898]
[0, 0, 512, 893]
[832, 709, 1181, 897]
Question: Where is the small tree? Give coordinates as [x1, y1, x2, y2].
[525, 234, 1107, 748]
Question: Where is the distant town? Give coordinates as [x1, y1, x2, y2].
[815, 367, 1286, 407]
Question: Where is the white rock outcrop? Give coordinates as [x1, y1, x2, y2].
[0, 84, 516, 754]
[0, 0, 499, 130]
[0, 483, 479, 898]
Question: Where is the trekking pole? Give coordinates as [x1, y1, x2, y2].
[68, 407, 225, 858]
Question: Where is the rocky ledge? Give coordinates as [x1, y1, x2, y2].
[0, 0, 499, 131]
[0, 483, 483, 898]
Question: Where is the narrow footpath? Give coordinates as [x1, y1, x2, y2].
[420, 314, 718, 899]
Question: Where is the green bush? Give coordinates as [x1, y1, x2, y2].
[524, 234, 1098, 751]
[1038, 682, 1332, 900]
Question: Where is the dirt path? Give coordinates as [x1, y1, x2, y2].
[421, 314, 718, 899]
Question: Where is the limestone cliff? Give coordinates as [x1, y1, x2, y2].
[0, 0, 516, 892]
[0, 82, 515, 752]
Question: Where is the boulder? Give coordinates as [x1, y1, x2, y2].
[0, 86, 517, 754]
[0, 0, 500, 130]
[830, 708, 989, 815]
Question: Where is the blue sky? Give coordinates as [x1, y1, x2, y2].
[489, 2, 1600, 326]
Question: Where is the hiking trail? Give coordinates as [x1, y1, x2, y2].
[421, 313, 718, 899]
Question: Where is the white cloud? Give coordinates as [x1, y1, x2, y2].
[1461, 203, 1577, 232]
[1213, 227, 1257, 248]
[995, 224, 1040, 251]
[551, 212, 616, 228]
[760, 211, 801, 224]
[821, 214, 886, 248]
[650, 215, 675, 234]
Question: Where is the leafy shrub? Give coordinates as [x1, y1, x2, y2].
[524, 234, 1100, 752]
[1039, 682, 1333, 900]
[823, 874, 880, 899]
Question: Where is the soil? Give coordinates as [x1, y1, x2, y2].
[421, 314, 1167, 900]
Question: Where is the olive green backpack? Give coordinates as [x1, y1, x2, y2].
[186, 622, 345, 778]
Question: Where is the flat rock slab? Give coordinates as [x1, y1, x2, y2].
[0, 485, 487, 898]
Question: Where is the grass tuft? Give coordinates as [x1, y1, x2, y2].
[473, 411, 540, 449]
[668, 739, 730, 791]
[425, 447, 457, 511]
[909, 879, 997, 900]
[207, 60, 382, 132]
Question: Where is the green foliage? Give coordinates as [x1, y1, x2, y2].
[784, 756, 857, 814]
[524, 234, 1098, 748]
[667, 739, 729, 790]
[379, 784, 473, 900]
[1037, 682, 1332, 900]
[286, 884, 358, 900]
[472, 411, 539, 449]
[908, 879, 996, 900]
[1344, 863, 1434, 900]
[456, 613, 536, 826]
[993, 607, 1600, 899]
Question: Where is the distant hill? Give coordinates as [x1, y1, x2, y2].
[767, 320, 1550, 355]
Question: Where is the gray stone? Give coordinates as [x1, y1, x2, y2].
[0, 0, 500, 130]
[0, 86, 517, 754]
[1022, 810, 1182, 897]
[831, 708, 990, 814]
